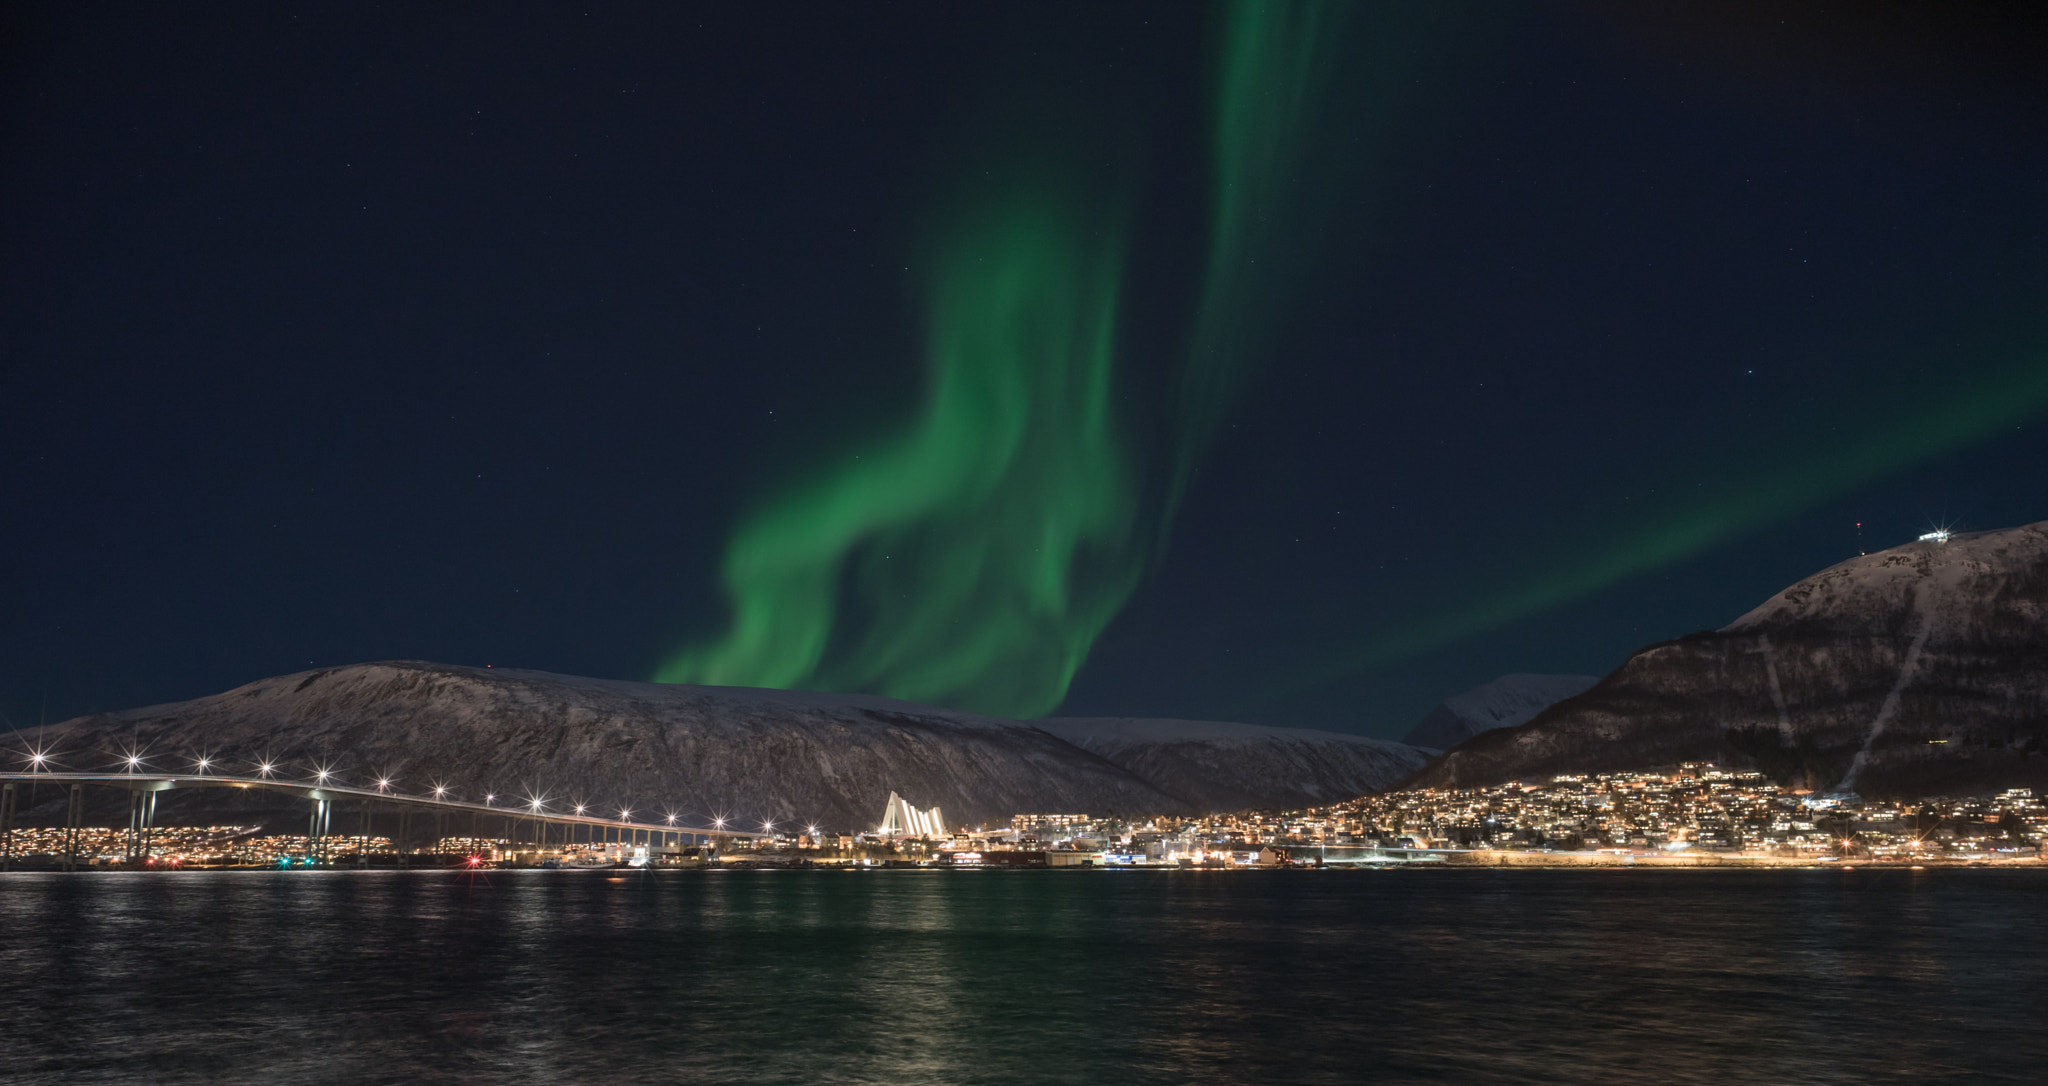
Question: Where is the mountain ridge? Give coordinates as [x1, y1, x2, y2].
[26, 661, 1428, 828]
[1401, 673, 1599, 750]
[1405, 521, 2048, 796]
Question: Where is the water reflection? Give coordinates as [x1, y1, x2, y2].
[0, 868, 2042, 1084]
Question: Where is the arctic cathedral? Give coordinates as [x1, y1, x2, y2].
[878, 792, 947, 837]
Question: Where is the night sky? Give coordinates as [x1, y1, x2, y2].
[6, 3, 2047, 738]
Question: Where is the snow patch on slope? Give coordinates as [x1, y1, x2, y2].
[1402, 673, 1599, 750]
[1037, 717, 1430, 811]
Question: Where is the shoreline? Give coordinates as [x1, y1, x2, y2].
[2, 854, 2042, 873]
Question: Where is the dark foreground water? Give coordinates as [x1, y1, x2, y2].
[2, 868, 2044, 1085]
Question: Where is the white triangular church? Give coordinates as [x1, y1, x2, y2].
[877, 791, 946, 837]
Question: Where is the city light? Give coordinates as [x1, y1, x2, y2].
[194, 755, 213, 775]
[255, 761, 277, 778]
[376, 778, 394, 793]
[2, 769, 2030, 871]
[485, 793, 496, 805]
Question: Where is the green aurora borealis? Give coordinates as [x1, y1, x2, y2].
[1168, 0, 1348, 513]
[657, 1, 1339, 715]
[653, 193, 1140, 715]
[11, 2, 2048, 733]
[658, 1, 2048, 719]
[1251, 355, 2048, 708]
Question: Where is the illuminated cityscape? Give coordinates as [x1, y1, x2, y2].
[9, 764, 2035, 870]
[937, 766, 2047, 867]
[1134, 766, 2045, 865]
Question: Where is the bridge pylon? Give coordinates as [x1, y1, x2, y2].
[1, 782, 14, 872]
[62, 784, 84, 872]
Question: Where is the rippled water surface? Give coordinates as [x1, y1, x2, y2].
[2, 867, 2044, 1084]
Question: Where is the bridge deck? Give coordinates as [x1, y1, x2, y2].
[0, 771, 764, 839]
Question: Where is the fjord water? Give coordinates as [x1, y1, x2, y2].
[2, 869, 2043, 1085]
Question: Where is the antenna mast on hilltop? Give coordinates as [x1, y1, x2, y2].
[1855, 521, 1865, 556]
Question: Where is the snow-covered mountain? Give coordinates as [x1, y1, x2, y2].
[1407, 521, 2048, 796]
[27, 662, 1428, 828]
[1036, 718, 1429, 812]
[1400, 673, 1599, 750]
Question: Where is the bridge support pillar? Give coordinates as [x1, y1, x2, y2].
[0, 782, 15, 872]
[306, 798, 330, 865]
[63, 783, 84, 872]
[141, 790, 156, 862]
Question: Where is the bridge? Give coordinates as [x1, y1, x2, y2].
[0, 770, 768, 872]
